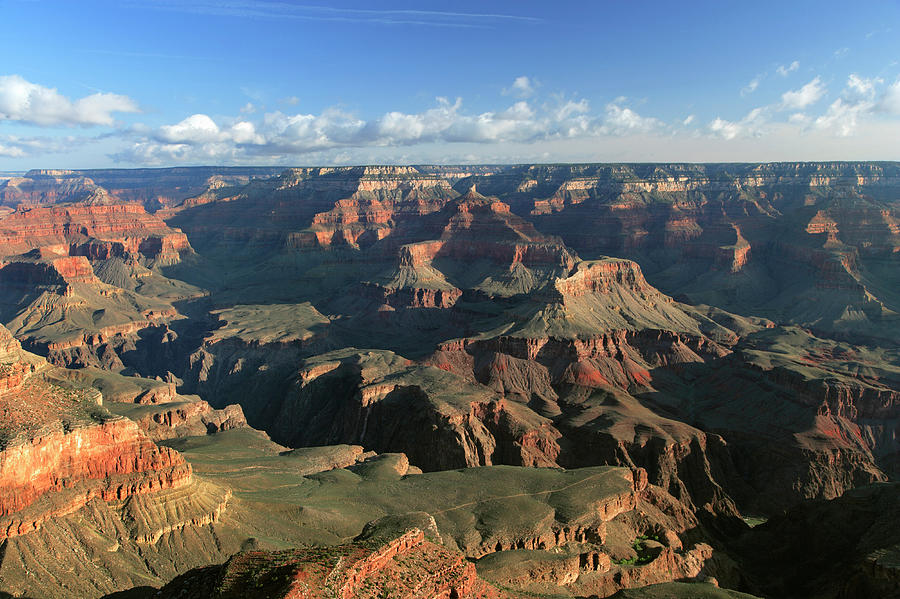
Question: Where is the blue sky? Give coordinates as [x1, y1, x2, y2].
[1, 0, 899, 169]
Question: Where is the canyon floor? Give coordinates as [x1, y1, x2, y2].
[0, 163, 898, 598]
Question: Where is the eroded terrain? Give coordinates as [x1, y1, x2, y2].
[0, 162, 898, 598]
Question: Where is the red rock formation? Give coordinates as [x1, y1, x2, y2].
[432, 329, 725, 393]
[268, 351, 562, 473]
[0, 324, 195, 541]
[553, 259, 653, 296]
[0, 204, 191, 264]
[0, 417, 191, 538]
[171, 166, 459, 251]
[158, 529, 509, 598]
[48, 255, 99, 283]
[426, 329, 738, 514]
[362, 281, 462, 309]
[0, 173, 108, 207]
[0, 327, 34, 392]
[133, 400, 247, 441]
[359, 190, 577, 309]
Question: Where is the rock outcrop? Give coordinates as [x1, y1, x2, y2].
[122, 399, 247, 441]
[168, 165, 460, 253]
[0, 417, 192, 539]
[0, 203, 200, 368]
[0, 324, 197, 541]
[0, 203, 191, 264]
[268, 348, 562, 471]
[152, 529, 508, 599]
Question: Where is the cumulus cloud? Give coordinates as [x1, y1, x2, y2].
[813, 74, 884, 136]
[81, 71, 900, 165]
[111, 94, 667, 164]
[503, 76, 536, 98]
[814, 98, 869, 136]
[776, 61, 799, 76]
[709, 107, 768, 140]
[0, 74, 139, 126]
[600, 102, 661, 135]
[811, 75, 878, 136]
[846, 73, 879, 97]
[157, 114, 223, 144]
[781, 77, 826, 110]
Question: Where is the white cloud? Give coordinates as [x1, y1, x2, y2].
[0, 142, 26, 158]
[781, 77, 826, 110]
[157, 114, 222, 144]
[0, 74, 139, 126]
[503, 76, 536, 98]
[846, 74, 878, 97]
[1, 70, 873, 166]
[881, 79, 900, 114]
[600, 102, 660, 134]
[741, 77, 760, 96]
[811, 74, 891, 136]
[111, 94, 669, 165]
[814, 98, 868, 136]
[776, 61, 799, 76]
[709, 107, 768, 140]
[551, 98, 589, 121]
[0, 134, 85, 157]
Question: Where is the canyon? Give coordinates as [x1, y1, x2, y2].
[0, 162, 897, 598]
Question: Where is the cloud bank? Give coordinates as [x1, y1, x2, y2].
[2, 68, 900, 165]
[112, 95, 664, 164]
[0, 75, 139, 126]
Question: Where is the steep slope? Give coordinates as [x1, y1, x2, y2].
[672, 326, 898, 511]
[167, 165, 460, 254]
[132, 430, 734, 599]
[0, 203, 191, 263]
[424, 254, 740, 514]
[176, 179, 898, 517]
[364, 185, 576, 303]
[0, 325, 268, 598]
[267, 348, 561, 471]
[733, 482, 900, 598]
[0, 324, 198, 543]
[0, 172, 112, 207]
[149, 529, 509, 599]
[0, 203, 202, 368]
[462, 162, 900, 341]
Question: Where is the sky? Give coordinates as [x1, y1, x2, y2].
[1, 0, 899, 169]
